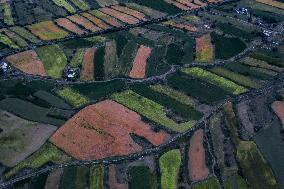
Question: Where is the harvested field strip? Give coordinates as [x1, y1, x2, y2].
[271, 101, 284, 129]
[167, 73, 231, 104]
[182, 67, 248, 95]
[55, 18, 86, 35]
[89, 10, 123, 27]
[57, 87, 89, 108]
[0, 33, 18, 49]
[132, 84, 202, 121]
[99, 7, 140, 25]
[256, 0, 284, 10]
[9, 26, 40, 43]
[95, 0, 118, 7]
[195, 34, 214, 62]
[188, 129, 209, 181]
[224, 63, 272, 80]
[70, 48, 85, 67]
[0, 98, 65, 126]
[80, 47, 96, 81]
[112, 90, 197, 133]
[129, 45, 152, 79]
[163, 0, 190, 10]
[90, 165, 104, 189]
[81, 12, 110, 30]
[51, 0, 76, 13]
[237, 141, 277, 189]
[159, 149, 181, 189]
[126, 3, 167, 19]
[50, 100, 169, 160]
[36, 45, 67, 78]
[163, 20, 198, 32]
[0, 3, 13, 25]
[191, 177, 220, 189]
[111, 5, 148, 21]
[241, 57, 283, 72]
[133, 0, 180, 14]
[0, 29, 28, 47]
[175, 0, 200, 9]
[210, 67, 259, 89]
[104, 41, 119, 79]
[70, 0, 90, 11]
[0, 110, 57, 167]
[249, 51, 284, 67]
[118, 40, 138, 75]
[5, 143, 71, 178]
[107, 33, 128, 57]
[6, 50, 46, 76]
[109, 165, 127, 189]
[28, 21, 69, 40]
[68, 14, 100, 32]
[150, 84, 195, 106]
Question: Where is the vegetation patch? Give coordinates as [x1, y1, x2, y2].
[195, 34, 214, 62]
[90, 165, 104, 189]
[51, 0, 76, 13]
[191, 177, 220, 189]
[0, 33, 18, 49]
[57, 87, 89, 108]
[128, 166, 156, 189]
[9, 26, 40, 43]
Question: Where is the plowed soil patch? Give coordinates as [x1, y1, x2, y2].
[272, 101, 284, 129]
[99, 7, 139, 24]
[6, 50, 46, 76]
[80, 47, 96, 81]
[188, 129, 209, 181]
[50, 100, 169, 160]
[129, 45, 152, 79]
[68, 15, 100, 32]
[111, 5, 147, 21]
[55, 18, 86, 35]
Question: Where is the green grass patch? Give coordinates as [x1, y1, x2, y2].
[249, 51, 284, 67]
[36, 45, 67, 78]
[9, 27, 40, 43]
[166, 43, 184, 65]
[132, 84, 203, 121]
[5, 143, 71, 178]
[57, 87, 89, 108]
[182, 67, 247, 95]
[118, 40, 138, 76]
[0, 34, 18, 49]
[146, 46, 169, 77]
[224, 174, 248, 189]
[210, 67, 259, 88]
[70, 48, 85, 67]
[241, 57, 283, 72]
[237, 141, 277, 189]
[129, 166, 157, 189]
[112, 90, 196, 133]
[0, 3, 14, 25]
[159, 149, 181, 189]
[216, 22, 255, 40]
[51, 0, 76, 13]
[70, 0, 89, 11]
[211, 32, 246, 60]
[90, 165, 104, 189]
[191, 177, 219, 189]
[93, 46, 105, 81]
[107, 33, 128, 58]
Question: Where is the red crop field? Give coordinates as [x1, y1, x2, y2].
[6, 50, 46, 76]
[68, 15, 101, 32]
[111, 5, 147, 21]
[50, 100, 169, 160]
[129, 45, 152, 79]
[80, 47, 96, 81]
[55, 18, 86, 35]
[99, 7, 140, 25]
[81, 13, 110, 30]
[272, 101, 284, 129]
[188, 129, 209, 181]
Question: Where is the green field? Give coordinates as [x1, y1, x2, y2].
[70, 48, 85, 67]
[224, 174, 247, 189]
[159, 149, 181, 189]
[128, 166, 156, 189]
[36, 45, 67, 78]
[112, 90, 196, 132]
[182, 67, 247, 95]
[0, 34, 18, 49]
[57, 87, 89, 108]
[89, 165, 104, 189]
[10, 26, 40, 43]
[191, 177, 220, 189]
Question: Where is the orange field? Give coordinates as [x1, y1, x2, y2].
[111, 5, 147, 21]
[129, 45, 152, 79]
[50, 100, 169, 160]
[109, 165, 127, 189]
[55, 18, 86, 35]
[80, 47, 96, 81]
[6, 50, 46, 76]
[272, 101, 284, 129]
[164, 21, 198, 32]
[81, 13, 110, 30]
[196, 34, 214, 62]
[68, 15, 101, 32]
[164, 0, 190, 10]
[188, 129, 209, 181]
[99, 7, 140, 25]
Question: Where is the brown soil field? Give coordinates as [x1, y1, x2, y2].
[129, 45, 152, 79]
[80, 47, 96, 81]
[175, 0, 200, 9]
[0, 110, 57, 167]
[6, 50, 47, 76]
[67, 14, 101, 32]
[272, 101, 284, 129]
[194, 0, 207, 7]
[109, 165, 127, 189]
[99, 7, 140, 24]
[81, 12, 110, 30]
[44, 169, 63, 189]
[164, 21, 198, 32]
[50, 100, 169, 160]
[188, 129, 209, 181]
[89, 10, 122, 28]
[164, 0, 190, 10]
[104, 41, 119, 79]
[111, 5, 147, 21]
[55, 18, 86, 35]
